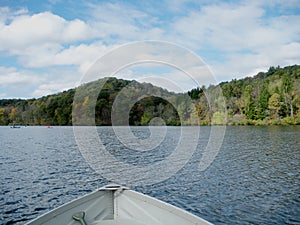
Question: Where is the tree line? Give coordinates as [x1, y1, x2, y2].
[0, 65, 299, 126]
[189, 65, 300, 125]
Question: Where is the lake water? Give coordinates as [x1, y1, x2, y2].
[1, 126, 299, 224]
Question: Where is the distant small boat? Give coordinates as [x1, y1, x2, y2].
[10, 125, 21, 128]
[46, 125, 53, 128]
[25, 185, 212, 225]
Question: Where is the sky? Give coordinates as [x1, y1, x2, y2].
[0, 0, 299, 99]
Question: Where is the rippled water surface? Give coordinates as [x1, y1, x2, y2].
[1, 126, 299, 224]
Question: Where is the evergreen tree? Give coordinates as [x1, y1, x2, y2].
[257, 82, 270, 119]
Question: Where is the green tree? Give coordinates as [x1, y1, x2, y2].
[211, 111, 226, 125]
[256, 82, 270, 119]
[0, 107, 8, 125]
[243, 85, 255, 119]
[95, 99, 111, 125]
[141, 112, 152, 125]
[188, 87, 203, 100]
[268, 93, 281, 119]
[9, 108, 17, 124]
[281, 74, 293, 117]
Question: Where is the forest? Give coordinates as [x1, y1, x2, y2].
[0, 65, 300, 126]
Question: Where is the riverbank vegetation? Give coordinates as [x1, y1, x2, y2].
[192, 65, 300, 125]
[0, 65, 299, 126]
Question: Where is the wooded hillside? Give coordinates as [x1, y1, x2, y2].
[0, 65, 299, 126]
[218, 65, 300, 125]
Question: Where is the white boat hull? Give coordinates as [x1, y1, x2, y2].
[26, 185, 212, 225]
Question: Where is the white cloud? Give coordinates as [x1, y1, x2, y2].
[27, 66, 82, 98]
[169, 1, 300, 80]
[171, 3, 267, 50]
[0, 7, 28, 24]
[0, 66, 47, 98]
[0, 66, 80, 98]
[177, 2, 299, 50]
[31, 81, 75, 97]
[0, 67, 44, 86]
[0, 10, 94, 53]
[87, 2, 163, 41]
[0, 4, 163, 70]
[212, 41, 300, 82]
[253, 0, 300, 11]
[0, 1, 299, 98]
[18, 41, 110, 68]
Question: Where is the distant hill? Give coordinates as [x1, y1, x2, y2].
[0, 77, 181, 126]
[0, 65, 300, 126]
